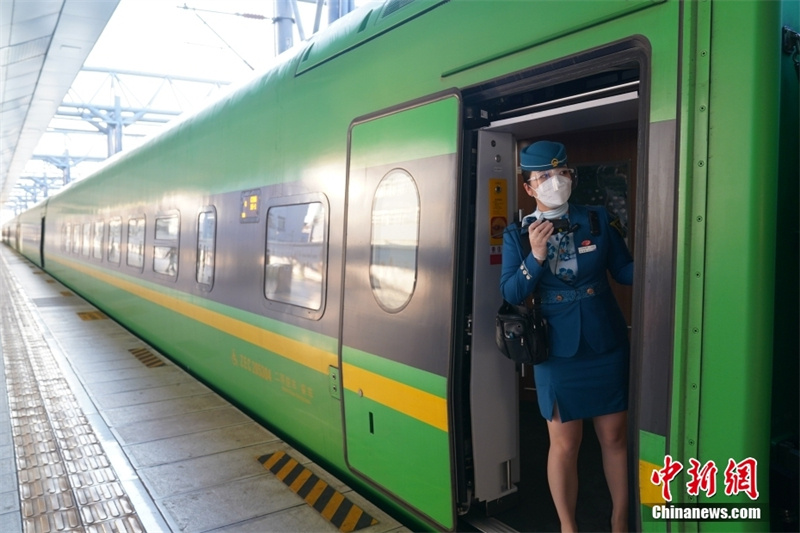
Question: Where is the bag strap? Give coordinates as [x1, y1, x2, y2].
[514, 224, 540, 306]
[589, 209, 601, 236]
[519, 225, 532, 258]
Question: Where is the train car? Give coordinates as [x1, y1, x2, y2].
[6, 199, 48, 267]
[3, 0, 798, 531]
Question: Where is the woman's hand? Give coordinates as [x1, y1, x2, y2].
[528, 218, 553, 264]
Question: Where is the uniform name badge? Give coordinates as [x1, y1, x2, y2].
[578, 240, 597, 254]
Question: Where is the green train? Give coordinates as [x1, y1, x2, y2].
[4, 0, 798, 531]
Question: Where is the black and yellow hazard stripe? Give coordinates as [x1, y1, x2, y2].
[77, 310, 107, 321]
[258, 451, 378, 532]
[128, 347, 165, 368]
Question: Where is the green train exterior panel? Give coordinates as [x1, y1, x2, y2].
[670, 3, 788, 531]
[342, 349, 451, 528]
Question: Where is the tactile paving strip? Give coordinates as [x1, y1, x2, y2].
[1, 257, 145, 533]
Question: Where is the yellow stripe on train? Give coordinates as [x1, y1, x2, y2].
[51, 255, 447, 431]
[341, 362, 448, 432]
[639, 459, 667, 507]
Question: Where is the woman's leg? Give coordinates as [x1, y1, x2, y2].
[593, 410, 629, 532]
[546, 405, 583, 533]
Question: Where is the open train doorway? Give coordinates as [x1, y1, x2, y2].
[459, 49, 645, 532]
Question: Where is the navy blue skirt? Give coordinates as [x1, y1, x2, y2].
[533, 338, 629, 422]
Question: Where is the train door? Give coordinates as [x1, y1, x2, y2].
[40, 216, 46, 269]
[340, 93, 460, 530]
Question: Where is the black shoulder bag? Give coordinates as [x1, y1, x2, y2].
[495, 226, 549, 365]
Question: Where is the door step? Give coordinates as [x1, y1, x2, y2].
[462, 515, 520, 533]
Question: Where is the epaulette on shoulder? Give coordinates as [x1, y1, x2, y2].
[609, 215, 625, 237]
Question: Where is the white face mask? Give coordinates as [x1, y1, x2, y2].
[534, 175, 572, 207]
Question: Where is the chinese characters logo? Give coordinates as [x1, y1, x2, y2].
[651, 456, 759, 502]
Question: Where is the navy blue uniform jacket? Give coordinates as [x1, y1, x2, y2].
[500, 204, 633, 358]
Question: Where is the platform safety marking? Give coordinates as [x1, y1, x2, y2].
[76, 311, 107, 321]
[128, 347, 165, 368]
[258, 451, 378, 532]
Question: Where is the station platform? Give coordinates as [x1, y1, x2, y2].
[0, 245, 406, 533]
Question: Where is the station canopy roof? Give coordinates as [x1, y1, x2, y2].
[0, 0, 120, 205]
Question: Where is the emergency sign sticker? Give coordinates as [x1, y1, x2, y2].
[489, 178, 507, 265]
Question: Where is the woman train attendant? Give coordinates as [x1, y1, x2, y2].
[500, 141, 633, 533]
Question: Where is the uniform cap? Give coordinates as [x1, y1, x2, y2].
[520, 141, 568, 171]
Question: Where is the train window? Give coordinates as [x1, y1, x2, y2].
[369, 169, 420, 312]
[126, 217, 145, 270]
[81, 223, 91, 257]
[265, 202, 326, 310]
[107, 218, 122, 264]
[71, 225, 80, 254]
[62, 224, 70, 252]
[155, 214, 179, 240]
[153, 214, 179, 277]
[196, 208, 216, 289]
[92, 221, 104, 260]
